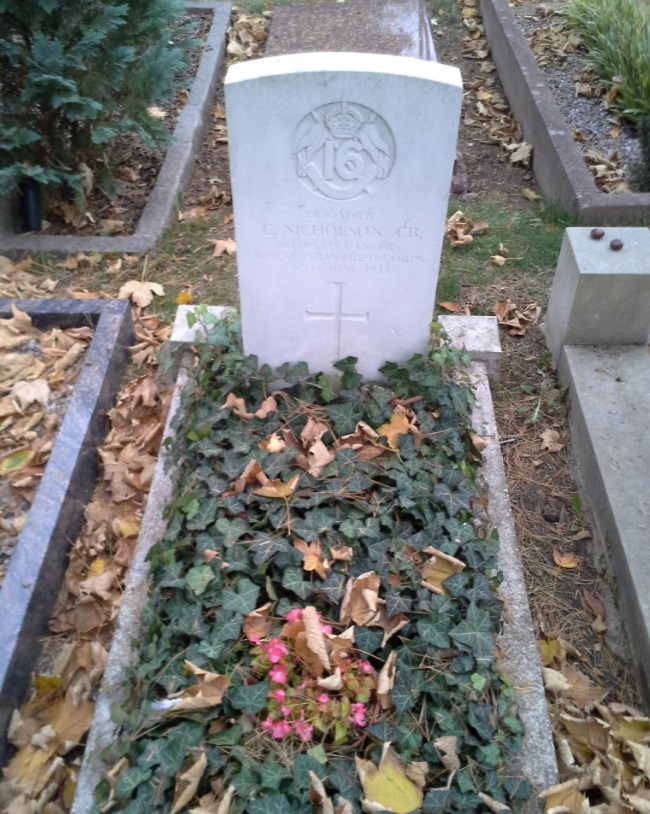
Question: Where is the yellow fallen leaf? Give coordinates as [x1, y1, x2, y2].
[210, 238, 236, 258]
[553, 548, 580, 569]
[438, 301, 461, 312]
[421, 546, 466, 594]
[537, 636, 563, 666]
[253, 474, 300, 499]
[540, 428, 564, 453]
[377, 650, 397, 710]
[355, 745, 424, 814]
[377, 409, 410, 450]
[490, 254, 506, 266]
[166, 662, 230, 712]
[539, 777, 589, 812]
[118, 280, 165, 308]
[0, 448, 34, 475]
[171, 751, 207, 814]
[522, 187, 541, 201]
[10, 379, 50, 410]
[175, 290, 192, 305]
[294, 538, 330, 580]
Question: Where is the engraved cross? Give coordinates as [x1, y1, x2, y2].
[305, 282, 370, 362]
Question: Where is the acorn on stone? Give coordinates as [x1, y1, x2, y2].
[590, 228, 605, 239]
[610, 238, 624, 251]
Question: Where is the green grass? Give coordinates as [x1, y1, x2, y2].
[436, 200, 571, 312]
[565, 0, 650, 123]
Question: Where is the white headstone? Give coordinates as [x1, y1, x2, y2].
[225, 52, 462, 379]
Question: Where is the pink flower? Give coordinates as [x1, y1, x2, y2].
[286, 608, 303, 623]
[261, 716, 275, 732]
[294, 719, 314, 742]
[281, 705, 291, 717]
[359, 660, 374, 674]
[271, 688, 286, 702]
[269, 719, 292, 739]
[249, 633, 261, 645]
[269, 664, 288, 684]
[265, 638, 289, 664]
[351, 702, 367, 727]
[320, 623, 333, 635]
[317, 693, 329, 705]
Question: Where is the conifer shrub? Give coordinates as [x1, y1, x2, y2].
[0, 0, 193, 207]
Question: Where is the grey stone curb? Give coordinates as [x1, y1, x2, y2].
[71, 366, 187, 814]
[480, 0, 650, 225]
[0, 2, 231, 258]
[471, 362, 559, 809]
[558, 345, 650, 707]
[71, 313, 557, 811]
[0, 298, 134, 767]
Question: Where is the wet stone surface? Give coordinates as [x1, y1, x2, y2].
[266, 0, 435, 60]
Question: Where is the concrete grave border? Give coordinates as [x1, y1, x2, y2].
[0, 2, 231, 258]
[0, 298, 134, 767]
[72, 309, 557, 813]
[480, 0, 650, 225]
[545, 227, 650, 706]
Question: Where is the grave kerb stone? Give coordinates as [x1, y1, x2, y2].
[225, 52, 462, 380]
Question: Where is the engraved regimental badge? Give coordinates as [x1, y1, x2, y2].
[293, 102, 395, 200]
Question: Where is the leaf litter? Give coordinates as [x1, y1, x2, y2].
[0, 297, 93, 587]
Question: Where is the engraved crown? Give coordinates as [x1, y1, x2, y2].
[324, 104, 364, 138]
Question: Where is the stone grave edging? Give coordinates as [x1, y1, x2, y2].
[71, 309, 558, 813]
[480, 0, 650, 225]
[0, 298, 134, 767]
[0, 2, 231, 258]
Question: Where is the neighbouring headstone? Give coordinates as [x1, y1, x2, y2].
[225, 52, 462, 379]
[265, 0, 436, 61]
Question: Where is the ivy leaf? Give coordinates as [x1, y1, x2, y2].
[185, 565, 214, 596]
[316, 571, 346, 603]
[114, 766, 153, 798]
[213, 610, 243, 642]
[292, 508, 337, 542]
[221, 578, 261, 615]
[417, 617, 451, 649]
[215, 516, 250, 547]
[230, 680, 270, 714]
[246, 793, 295, 814]
[295, 753, 327, 790]
[391, 680, 416, 715]
[433, 482, 471, 516]
[282, 566, 313, 600]
[385, 591, 412, 619]
[326, 402, 363, 435]
[354, 626, 384, 654]
[449, 602, 494, 659]
[250, 535, 291, 565]
[259, 759, 292, 791]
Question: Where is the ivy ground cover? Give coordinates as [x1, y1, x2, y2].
[94, 314, 532, 814]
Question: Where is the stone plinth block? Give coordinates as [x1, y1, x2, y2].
[438, 315, 502, 381]
[545, 227, 650, 366]
[225, 52, 462, 381]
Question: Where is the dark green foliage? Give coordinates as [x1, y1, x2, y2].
[632, 116, 650, 192]
[96, 310, 531, 813]
[0, 0, 191, 204]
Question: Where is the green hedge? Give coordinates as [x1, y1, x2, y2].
[0, 0, 193, 207]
